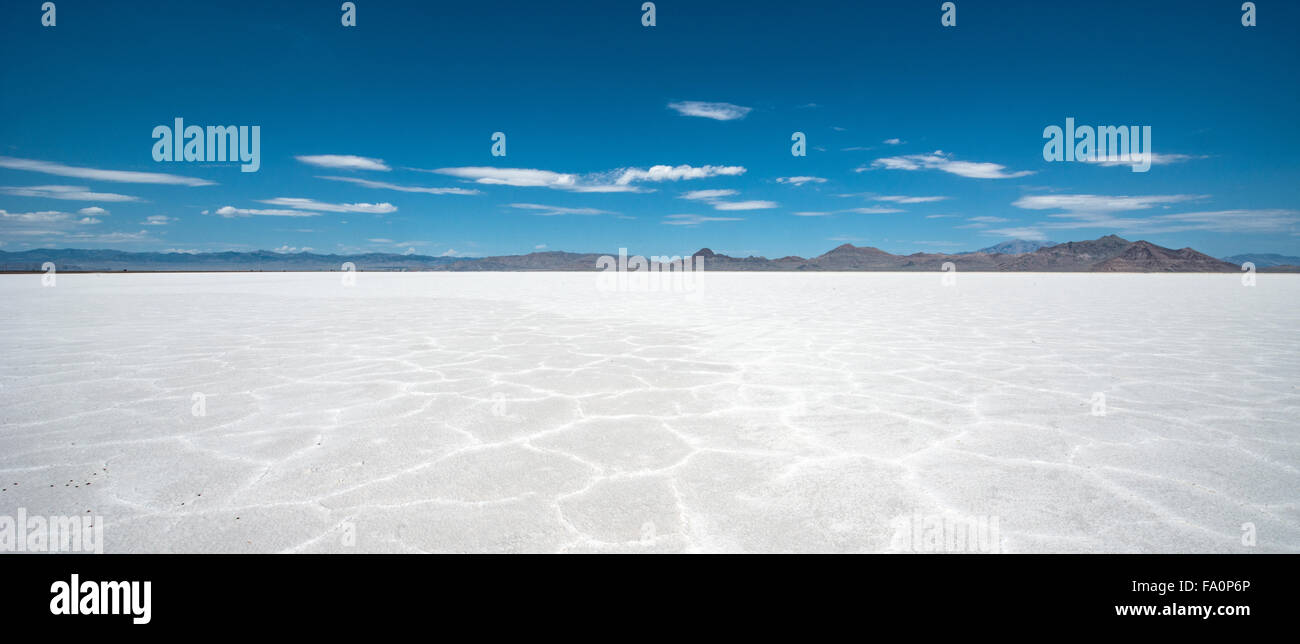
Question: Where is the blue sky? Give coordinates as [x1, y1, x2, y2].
[2, 0, 1297, 258]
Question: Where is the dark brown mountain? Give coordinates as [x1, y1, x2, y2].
[995, 234, 1133, 271]
[1092, 241, 1238, 272]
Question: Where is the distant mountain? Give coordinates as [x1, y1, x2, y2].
[1093, 241, 1238, 272]
[0, 248, 467, 272]
[995, 234, 1135, 271]
[440, 251, 603, 271]
[965, 239, 1058, 255]
[0, 236, 1265, 273]
[1222, 253, 1300, 268]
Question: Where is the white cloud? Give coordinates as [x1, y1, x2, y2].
[163, 248, 200, 254]
[793, 206, 903, 217]
[1137, 209, 1300, 233]
[667, 101, 753, 121]
[873, 195, 948, 204]
[713, 200, 779, 211]
[142, 215, 175, 225]
[295, 155, 390, 171]
[662, 214, 744, 226]
[1043, 209, 1300, 234]
[775, 176, 827, 186]
[426, 164, 742, 193]
[842, 207, 904, 214]
[1002, 192, 1297, 236]
[440, 249, 461, 257]
[0, 156, 213, 185]
[508, 203, 617, 216]
[64, 230, 153, 243]
[678, 188, 775, 211]
[534, 244, 547, 250]
[615, 164, 746, 184]
[1085, 153, 1208, 167]
[0, 209, 74, 223]
[0, 208, 102, 230]
[1012, 194, 1203, 213]
[272, 245, 314, 254]
[429, 166, 578, 188]
[985, 227, 1051, 241]
[681, 189, 738, 200]
[317, 175, 479, 195]
[258, 198, 396, 214]
[868, 151, 1033, 179]
[883, 138, 903, 145]
[78, 206, 109, 216]
[958, 216, 1010, 230]
[1, 185, 139, 201]
[214, 206, 322, 218]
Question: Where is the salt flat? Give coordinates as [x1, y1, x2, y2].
[0, 272, 1296, 553]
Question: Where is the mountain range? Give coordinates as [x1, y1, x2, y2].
[2, 236, 1297, 273]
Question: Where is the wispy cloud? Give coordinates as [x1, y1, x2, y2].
[0, 156, 214, 186]
[426, 164, 744, 193]
[1003, 193, 1297, 237]
[425, 166, 642, 192]
[984, 227, 1052, 241]
[428, 166, 579, 188]
[212, 206, 322, 218]
[679, 188, 775, 210]
[957, 216, 1010, 229]
[1012, 194, 1204, 213]
[508, 203, 617, 216]
[867, 151, 1033, 179]
[1085, 153, 1208, 168]
[872, 195, 948, 204]
[142, 215, 175, 226]
[662, 214, 744, 226]
[317, 175, 479, 195]
[842, 206, 904, 214]
[615, 164, 746, 184]
[883, 138, 903, 145]
[776, 176, 827, 186]
[667, 101, 753, 121]
[681, 189, 738, 200]
[0, 209, 89, 224]
[295, 155, 390, 171]
[1, 185, 139, 201]
[793, 206, 903, 217]
[0, 208, 145, 244]
[712, 200, 778, 211]
[258, 198, 397, 214]
[1038, 209, 1300, 234]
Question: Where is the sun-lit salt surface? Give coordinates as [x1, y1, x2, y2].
[0, 272, 1296, 553]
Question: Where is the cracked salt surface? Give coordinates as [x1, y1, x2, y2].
[0, 272, 1296, 553]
